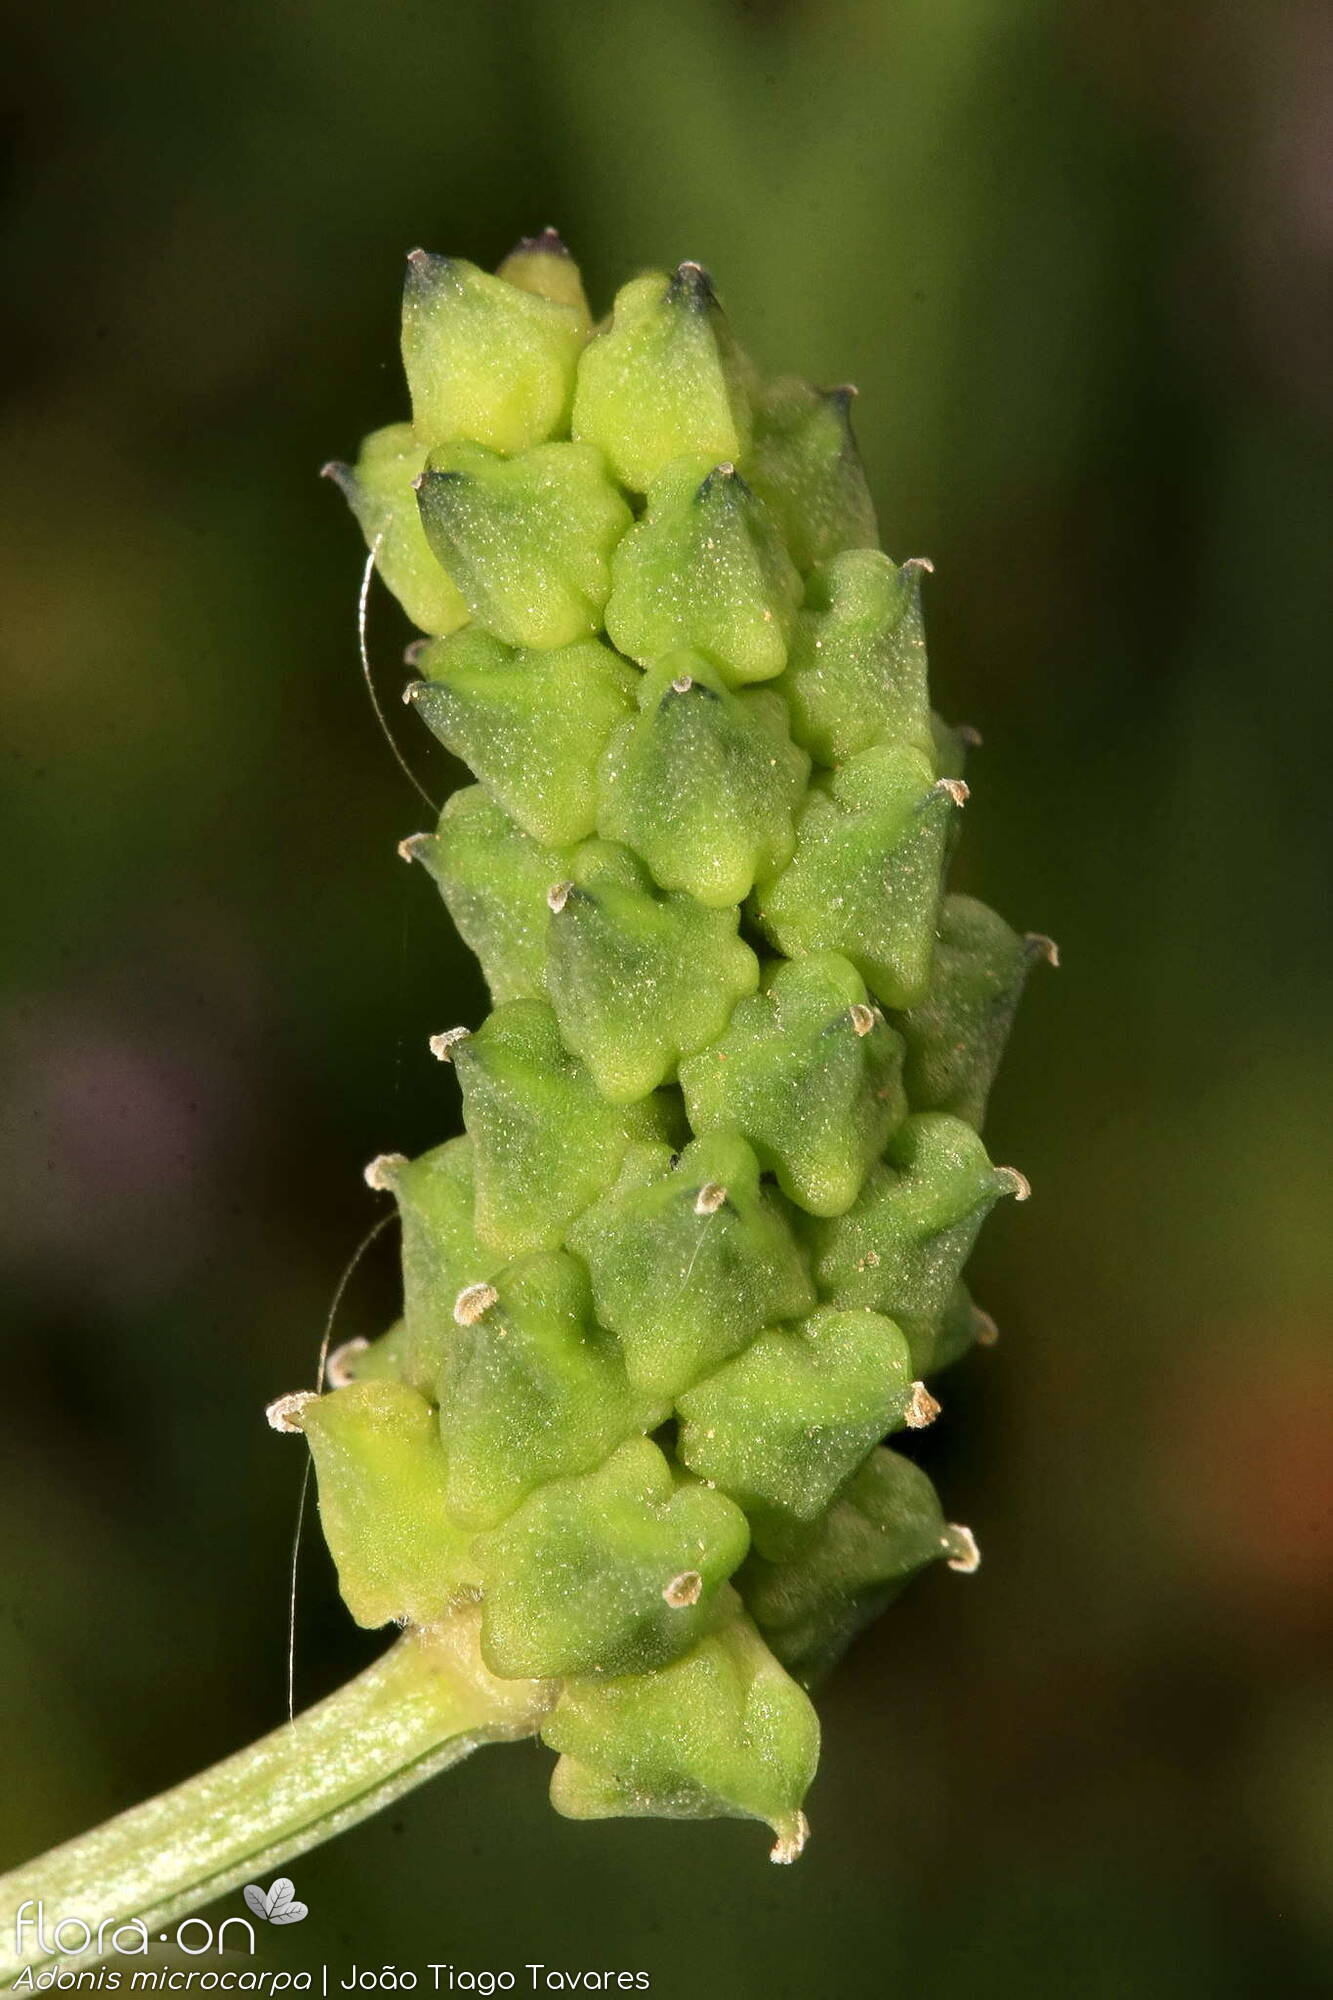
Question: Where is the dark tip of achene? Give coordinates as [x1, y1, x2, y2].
[515, 226, 570, 259]
[664, 674, 719, 703]
[820, 386, 862, 447]
[668, 260, 718, 309]
[416, 466, 466, 496]
[404, 248, 459, 296]
[822, 383, 858, 412]
[696, 461, 748, 504]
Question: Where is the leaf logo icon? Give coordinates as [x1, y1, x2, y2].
[242, 1878, 309, 1925]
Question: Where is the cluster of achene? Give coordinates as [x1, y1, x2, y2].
[288, 233, 1051, 1860]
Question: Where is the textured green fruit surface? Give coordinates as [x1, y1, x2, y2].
[306, 233, 1047, 1860]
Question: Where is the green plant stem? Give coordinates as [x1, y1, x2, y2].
[0, 1610, 552, 1988]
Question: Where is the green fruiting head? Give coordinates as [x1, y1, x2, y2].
[309, 237, 1047, 1858]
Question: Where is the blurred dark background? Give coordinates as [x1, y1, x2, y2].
[3, 2, 1331, 1994]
